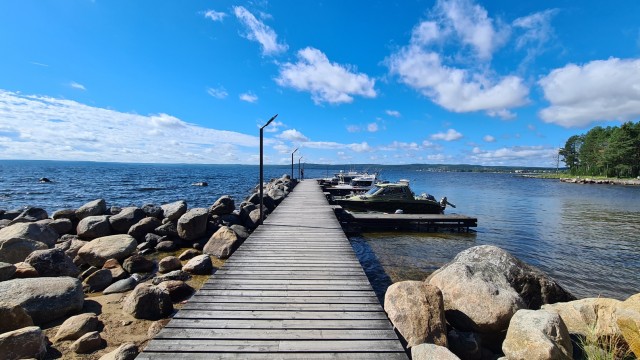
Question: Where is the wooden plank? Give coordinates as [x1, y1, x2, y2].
[143, 339, 404, 353]
[173, 310, 390, 320]
[194, 290, 377, 297]
[164, 318, 395, 330]
[188, 295, 381, 304]
[137, 352, 408, 359]
[181, 303, 383, 312]
[155, 328, 399, 340]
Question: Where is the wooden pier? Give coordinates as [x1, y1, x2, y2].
[138, 181, 407, 359]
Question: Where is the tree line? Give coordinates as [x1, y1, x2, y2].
[559, 121, 640, 178]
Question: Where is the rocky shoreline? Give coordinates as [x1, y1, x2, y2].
[0, 175, 296, 359]
[560, 177, 640, 186]
[384, 245, 640, 360]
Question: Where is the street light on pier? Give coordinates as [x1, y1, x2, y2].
[291, 147, 299, 180]
[259, 114, 278, 225]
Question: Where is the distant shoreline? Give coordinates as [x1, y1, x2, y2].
[523, 173, 640, 186]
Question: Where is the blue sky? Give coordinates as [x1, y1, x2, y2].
[1, 0, 639, 166]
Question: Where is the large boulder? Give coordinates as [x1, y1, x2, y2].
[10, 207, 48, 223]
[152, 270, 191, 285]
[77, 234, 137, 267]
[209, 195, 235, 215]
[122, 283, 173, 320]
[48, 218, 73, 235]
[77, 215, 112, 239]
[158, 256, 182, 273]
[502, 309, 572, 360]
[76, 199, 107, 219]
[24, 248, 80, 277]
[128, 217, 162, 241]
[385, 281, 448, 348]
[177, 208, 208, 241]
[141, 204, 164, 219]
[428, 245, 575, 333]
[109, 207, 146, 234]
[52, 208, 78, 222]
[0, 277, 84, 324]
[154, 222, 178, 238]
[203, 226, 242, 259]
[0, 222, 59, 263]
[0, 326, 47, 360]
[157, 280, 194, 302]
[102, 258, 128, 281]
[0, 302, 34, 333]
[56, 238, 88, 260]
[12, 262, 38, 278]
[182, 254, 213, 275]
[54, 312, 100, 341]
[542, 297, 621, 337]
[161, 200, 187, 222]
[412, 343, 460, 360]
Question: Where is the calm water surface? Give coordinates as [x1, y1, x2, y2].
[1, 161, 639, 300]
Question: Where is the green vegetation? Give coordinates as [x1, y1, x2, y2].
[578, 324, 633, 360]
[560, 121, 640, 178]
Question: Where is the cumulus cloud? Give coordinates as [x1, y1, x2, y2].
[387, 0, 530, 117]
[385, 110, 401, 118]
[388, 45, 528, 116]
[263, 120, 284, 133]
[483, 135, 496, 142]
[70, 82, 86, 91]
[434, 0, 509, 60]
[207, 86, 228, 99]
[431, 129, 463, 141]
[380, 141, 421, 151]
[203, 9, 227, 22]
[239, 92, 258, 103]
[538, 58, 640, 127]
[0, 90, 258, 164]
[277, 129, 309, 142]
[367, 123, 379, 132]
[233, 6, 287, 56]
[275, 47, 377, 104]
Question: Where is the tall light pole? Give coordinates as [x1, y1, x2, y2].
[298, 156, 303, 180]
[260, 114, 278, 225]
[291, 147, 299, 180]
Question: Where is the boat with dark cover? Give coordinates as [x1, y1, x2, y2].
[335, 180, 455, 214]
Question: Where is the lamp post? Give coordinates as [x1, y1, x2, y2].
[260, 114, 278, 225]
[291, 147, 299, 180]
[298, 156, 303, 180]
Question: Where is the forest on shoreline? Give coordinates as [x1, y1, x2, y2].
[560, 121, 640, 178]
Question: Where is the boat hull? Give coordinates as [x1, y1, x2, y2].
[335, 198, 445, 214]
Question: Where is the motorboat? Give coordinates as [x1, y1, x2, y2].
[334, 179, 455, 214]
[324, 173, 381, 196]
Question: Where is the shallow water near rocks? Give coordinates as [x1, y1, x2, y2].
[2, 161, 639, 301]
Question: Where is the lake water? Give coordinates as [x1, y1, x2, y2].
[1, 161, 639, 300]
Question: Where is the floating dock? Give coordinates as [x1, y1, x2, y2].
[334, 207, 477, 234]
[139, 181, 407, 359]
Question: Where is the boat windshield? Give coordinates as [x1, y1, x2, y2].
[365, 186, 382, 195]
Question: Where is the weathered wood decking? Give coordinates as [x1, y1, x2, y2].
[138, 180, 407, 359]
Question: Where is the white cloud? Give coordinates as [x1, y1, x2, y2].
[207, 86, 228, 99]
[483, 135, 496, 142]
[273, 144, 289, 153]
[0, 90, 259, 164]
[468, 145, 558, 166]
[388, 46, 528, 114]
[233, 6, 288, 56]
[435, 0, 509, 60]
[239, 92, 258, 103]
[277, 129, 309, 142]
[381, 141, 421, 151]
[275, 47, 377, 104]
[538, 58, 640, 127]
[346, 125, 360, 133]
[263, 120, 284, 133]
[204, 9, 227, 22]
[431, 129, 463, 141]
[349, 142, 372, 153]
[385, 110, 401, 118]
[513, 9, 558, 66]
[367, 123, 378, 132]
[70, 82, 86, 91]
[486, 109, 516, 120]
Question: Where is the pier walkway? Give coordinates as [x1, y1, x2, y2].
[139, 180, 407, 359]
